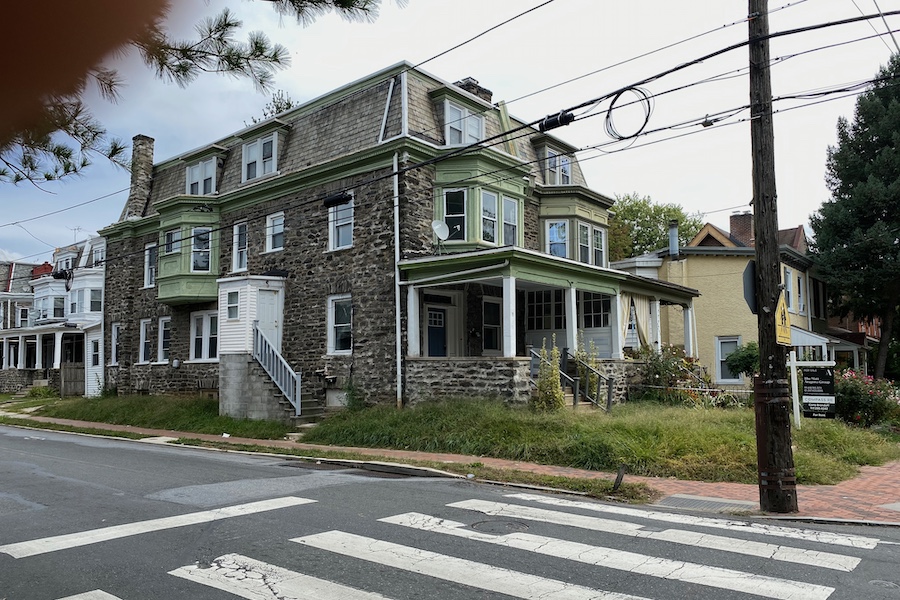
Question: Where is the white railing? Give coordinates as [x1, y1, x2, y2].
[252, 321, 301, 416]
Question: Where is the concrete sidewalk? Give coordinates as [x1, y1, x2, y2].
[5, 413, 900, 525]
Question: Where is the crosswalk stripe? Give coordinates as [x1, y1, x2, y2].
[507, 493, 880, 549]
[382, 512, 835, 600]
[293, 530, 653, 600]
[0, 496, 315, 559]
[449, 499, 860, 572]
[170, 553, 393, 599]
[57, 593, 122, 600]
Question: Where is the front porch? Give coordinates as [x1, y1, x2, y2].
[0, 323, 102, 396]
[399, 247, 699, 404]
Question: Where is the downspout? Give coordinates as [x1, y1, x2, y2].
[393, 151, 403, 409]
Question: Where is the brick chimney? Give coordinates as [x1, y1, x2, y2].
[730, 211, 754, 246]
[454, 77, 492, 103]
[120, 134, 154, 221]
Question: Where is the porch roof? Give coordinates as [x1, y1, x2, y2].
[399, 247, 699, 304]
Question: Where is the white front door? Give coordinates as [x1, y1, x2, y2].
[257, 289, 281, 353]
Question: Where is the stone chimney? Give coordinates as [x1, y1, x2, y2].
[120, 134, 155, 221]
[454, 77, 492, 103]
[730, 211, 754, 246]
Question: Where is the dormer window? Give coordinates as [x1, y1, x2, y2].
[186, 157, 216, 195]
[445, 101, 483, 145]
[546, 149, 571, 185]
[243, 133, 277, 182]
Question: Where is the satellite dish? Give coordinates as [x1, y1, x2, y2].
[431, 220, 450, 241]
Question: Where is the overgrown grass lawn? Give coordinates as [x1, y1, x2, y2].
[34, 395, 292, 440]
[303, 400, 900, 485]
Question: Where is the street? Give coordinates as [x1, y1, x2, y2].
[2, 424, 899, 599]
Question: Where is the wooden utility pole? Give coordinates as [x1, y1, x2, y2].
[749, 0, 798, 513]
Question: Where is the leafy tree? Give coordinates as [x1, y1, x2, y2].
[2, 0, 383, 186]
[810, 54, 900, 379]
[608, 193, 703, 261]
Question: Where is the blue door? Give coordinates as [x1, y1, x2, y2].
[427, 308, 447, 357]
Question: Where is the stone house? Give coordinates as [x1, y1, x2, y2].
[100, 62, 699, 419]
[0, 239, 106, 395]
[612, 212, 868, 386]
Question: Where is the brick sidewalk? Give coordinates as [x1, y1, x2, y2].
[8, 414, 900, 524]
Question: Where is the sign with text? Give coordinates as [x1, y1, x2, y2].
[801, 367, 836, 419]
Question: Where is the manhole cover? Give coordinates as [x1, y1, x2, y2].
[470, 520, 529, 534]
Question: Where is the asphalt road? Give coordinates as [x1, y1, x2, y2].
[2, 424, 900, 600]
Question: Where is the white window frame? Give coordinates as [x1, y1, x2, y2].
[592, 227, 605, 267]
[110, 322, 121, 366]
[226, 291, 240, 320]
[797, 273, 806, 315]
[186, 157, 216, 195]
[164, 229, 181, 255]
[327, 294, 352, 355]
[578, 222, 591, 264]
[328, 198, 354, 251]
[157, 316, 171, 363]
[189, 310, 219, 362]
[545, 220, 568, 258]
[232, 222, 248, 272]
[502, 196, 518, 247]
[89, 289, 102, 312]
[443, 189, 466, 241]
[242, 133, 277, 182]
[445, 101, 484, 146]
[716, 335, 742, 384]
[91, 339, 101, 368]
[69, 289, 83, 315]
[53, 296, 65, 318]
[91, 246, 105, 267]
[482, 297, 502, 355]
[783, 267, 794, 312]
[144, 243, 157, 288]
[139, 319, 152, 364]
[265, 212, 285, 252]
[546, 149, 571, 185]
[191, 227, 212, 273]
[480, 190, 498, 244]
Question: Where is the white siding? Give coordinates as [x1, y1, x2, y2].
[85, 328, 104, 397]
[216, 276, 283, 354]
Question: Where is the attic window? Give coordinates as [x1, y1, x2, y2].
[243, 133, 278, 182]
[546, 148, 571, 185]
[445, 101, 483, 145]
[186, 157, 216, 195]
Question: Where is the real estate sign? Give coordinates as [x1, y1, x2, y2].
[801, 367, 836, 419]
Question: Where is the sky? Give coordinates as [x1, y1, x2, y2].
[1, 0, 897, 263]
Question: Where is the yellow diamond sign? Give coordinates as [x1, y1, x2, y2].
[776, 291, 791, 346]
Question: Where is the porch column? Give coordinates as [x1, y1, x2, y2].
[1, 337, 8, 369]
[35, 334, 43, 371]
[683, 303, 695, 357]
[502, 275, 516, 358]
[406, 286, 420, 357]
[609, 294, 624, 359]
[565, 285, 578, 352]
[17, 335, 25, 368]
[53, 331, 64, 369]
[650, 298, 662, 349]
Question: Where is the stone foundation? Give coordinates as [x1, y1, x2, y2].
[405, 357, 532, 405]
[0, 369, 32, 394]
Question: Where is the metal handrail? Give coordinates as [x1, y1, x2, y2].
[565, 351, 614, 412]
[252, 320, 301, 416]
[528, 347, 580, 405]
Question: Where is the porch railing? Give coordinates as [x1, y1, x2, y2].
[252, 320, 301, 416]
[527, 346, 614, 411]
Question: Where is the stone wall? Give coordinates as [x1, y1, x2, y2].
[594, 359, 644, 404]
[405, 357, 532, 405]
[0, 369, 31, 394]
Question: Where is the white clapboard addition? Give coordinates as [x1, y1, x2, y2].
[0, 497, 315, 559]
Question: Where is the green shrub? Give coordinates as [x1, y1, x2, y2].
[531, 338, 564, 412]
[835, 369, 898, 427]
[725, 342, 759, 379]
[26, 386, 57, 399]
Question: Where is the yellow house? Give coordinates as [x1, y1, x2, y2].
[612, 213, 836, 387]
